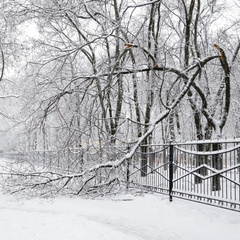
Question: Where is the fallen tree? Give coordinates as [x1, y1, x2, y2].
[1, 55, 220, 197]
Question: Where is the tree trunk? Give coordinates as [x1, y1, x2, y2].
[140, 144, 148, 177]
[211, 142, 223, 191]
[194, 143, 208, 184]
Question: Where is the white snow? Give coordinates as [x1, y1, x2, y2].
[0, 191, 240, 240]
[0, 157, 240, 240]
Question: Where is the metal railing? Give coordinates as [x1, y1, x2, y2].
[1, 139, 240, 210]
[126, 139, 240, 211]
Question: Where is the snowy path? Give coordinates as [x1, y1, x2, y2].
[0, 191, 240, 240]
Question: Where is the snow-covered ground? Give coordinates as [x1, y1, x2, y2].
[0, 191, 240, 240]
[0, 157, 240, 240]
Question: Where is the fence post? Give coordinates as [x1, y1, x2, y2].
[169, 142, 174, 202]
[126, 146, 130, 190]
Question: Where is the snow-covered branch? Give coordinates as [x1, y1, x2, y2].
[0, 95, 19, 99]
[1, 55, 219, 196]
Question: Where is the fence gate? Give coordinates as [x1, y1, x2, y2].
[127, 139, 240, 212]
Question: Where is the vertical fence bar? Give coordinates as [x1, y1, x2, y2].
[169, 142, 174, 202]
[126, 146, 130, 191]
[126, 158, 130, 190]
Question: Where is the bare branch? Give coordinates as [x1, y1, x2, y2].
[0, 45, 4, 82]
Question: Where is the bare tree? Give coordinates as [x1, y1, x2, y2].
[1, 0, 239, 195]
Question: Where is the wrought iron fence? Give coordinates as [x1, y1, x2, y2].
[2, 146, 127, 174]
[1, 139, 240, 210]
[126, 139, 240, 211]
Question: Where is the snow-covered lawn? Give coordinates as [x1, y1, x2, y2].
[0, 191, 239, 240]
[0, 158, 239, 240]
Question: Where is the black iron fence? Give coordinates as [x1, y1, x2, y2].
[1, 139, 240, 210]
[127, 139, 240, 211]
